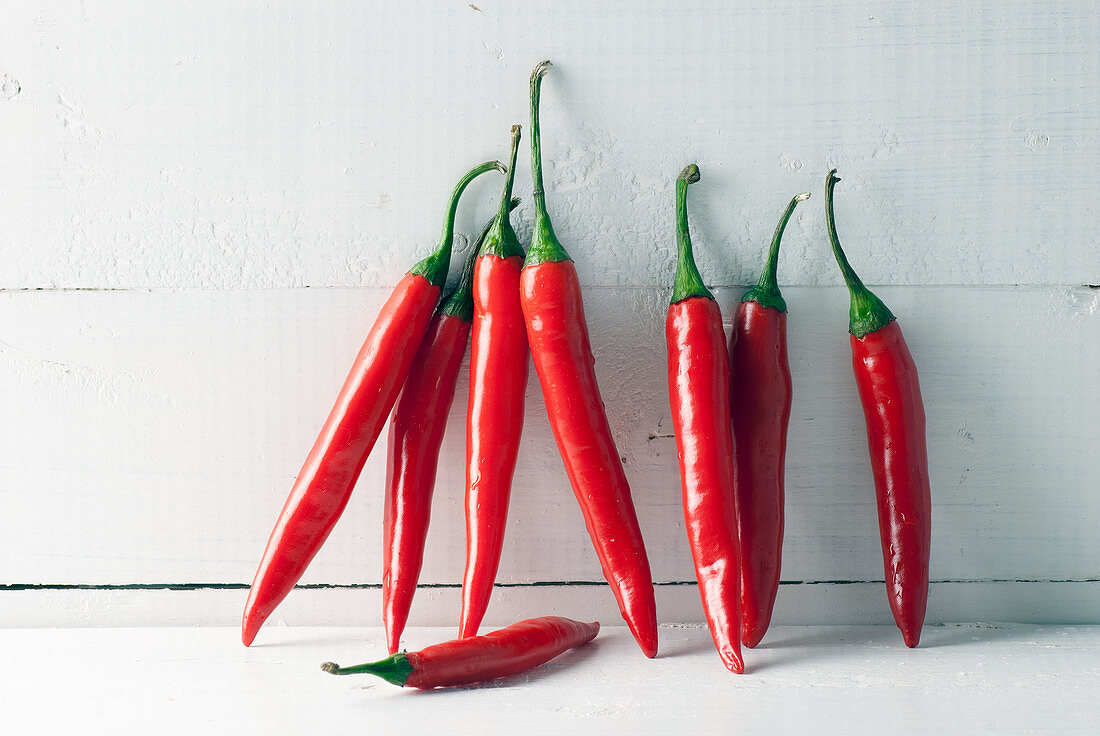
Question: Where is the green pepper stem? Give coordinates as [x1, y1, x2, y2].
[529, 61, 552, 221]
[742, 192, 810, 312]
[670, 164, 712, 305]
[479, 126, 526, 260]
[410, 160, 505, 287]
[440, 197, 521, 320]
[320, 654, 414, 687]
[525, 60, 570, 266]
[824, 169, 895, 338]
[498, 125, 521, 222]
[825, 170, 865, 292]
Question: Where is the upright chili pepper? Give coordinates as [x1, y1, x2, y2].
[665, 164, 743, 674]
[518, 60, 658, 658]
[242, 160, 504, 647]
[729, 191, 809, 648]
[460, 125, 530, 639]
[321, 616, 599, 689]
[382, 200, 519, 655]
[825, 169, 931, 648]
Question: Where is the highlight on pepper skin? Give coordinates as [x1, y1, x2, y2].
[665, 162, 744, 673]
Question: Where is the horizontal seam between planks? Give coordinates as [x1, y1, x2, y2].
[3, 578, 1100, 591]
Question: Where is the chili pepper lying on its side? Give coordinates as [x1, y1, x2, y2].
[460, 126, 530, 639]
[825, 169, 931, 648]
[242, 160, 504, 647]
[321, 616, 599, 689]
[730, 191, 809, 648]
[383, 199, 520, 655]
[665, 164, 743, 674]
[519, 60, 658, 658]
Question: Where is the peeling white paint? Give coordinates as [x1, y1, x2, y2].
[0, 74, 20, 99]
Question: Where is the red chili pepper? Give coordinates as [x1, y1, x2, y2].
[242, 160, 504, 647]
[825, 169, 931, 648]
[321, 616, 599, 689]
[382, 200, 519, 655]
[519, 60, 658, 658]
[460, 126, 530, 639]
[665, 164, 743, 674]
[729, 191, 809, 648]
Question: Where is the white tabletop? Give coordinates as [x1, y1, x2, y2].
[5, 624, 1098, 734]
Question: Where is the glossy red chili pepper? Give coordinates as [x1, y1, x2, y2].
[382, 201, 518, 655]
[460, 126, 530, 639]
[825, 169, 931, 648]
[729, 191, 808, 648]
[321, 616, 599, 689]
[519, 61, 658, 658]
[241, 160, 504, 647]
[665, 164, 743, 674]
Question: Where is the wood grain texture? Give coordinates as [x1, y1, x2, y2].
[1, 1, 1098, 289]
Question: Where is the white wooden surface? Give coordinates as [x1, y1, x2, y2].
[2, 1, 1099, 628]
[3, 625, 1099, 735]
[2, 2, 1098, 290]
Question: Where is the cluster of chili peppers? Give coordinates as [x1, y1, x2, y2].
[242, 59, 932, 687]
[666, 164, 931, 673]
[242, 59, 655, 686]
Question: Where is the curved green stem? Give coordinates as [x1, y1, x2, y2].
[825, 169, 895, 338]
[440, 197, 521, 320]
[410, 160, 505, 287]
[525, 60, 570, 266]
[742, 192, 811, 312]
[480, 126, 525, 259]
[671, 164, 712, 304]
[498, 125, 521, 222]
[321, 654, 413, 687]
[529, 61, 552, 220]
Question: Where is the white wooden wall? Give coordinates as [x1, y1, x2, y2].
[2, 1, 1098, 629]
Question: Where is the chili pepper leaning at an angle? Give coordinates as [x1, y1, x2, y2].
[241, 160, 504, 647]
[518, 60, 658, 658]
[460, 125, 530, 639]
[825, 169, 931, 648]
[383, 199, 520, 655]
[729, 190, 809, 648]
[664, 164, 743, 674]
[321, 616, 599, 689]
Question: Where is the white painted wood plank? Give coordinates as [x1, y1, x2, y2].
[3, 626, 1099, 735]
[1, 285, 1096, 623]
[2, 1, 1098, 289]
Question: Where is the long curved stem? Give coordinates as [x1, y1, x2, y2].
[529, 60, 552, 220]
[825, 170, 865, 293]
[410, 160, 505, 287]
[742, 192, 810, 311]
[671, 164, 711, 304]
[825, 169, 895, 337]
[479, 127, 525, 260]
[525, 60, 570, 266]
[498, 125, 521, 222]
